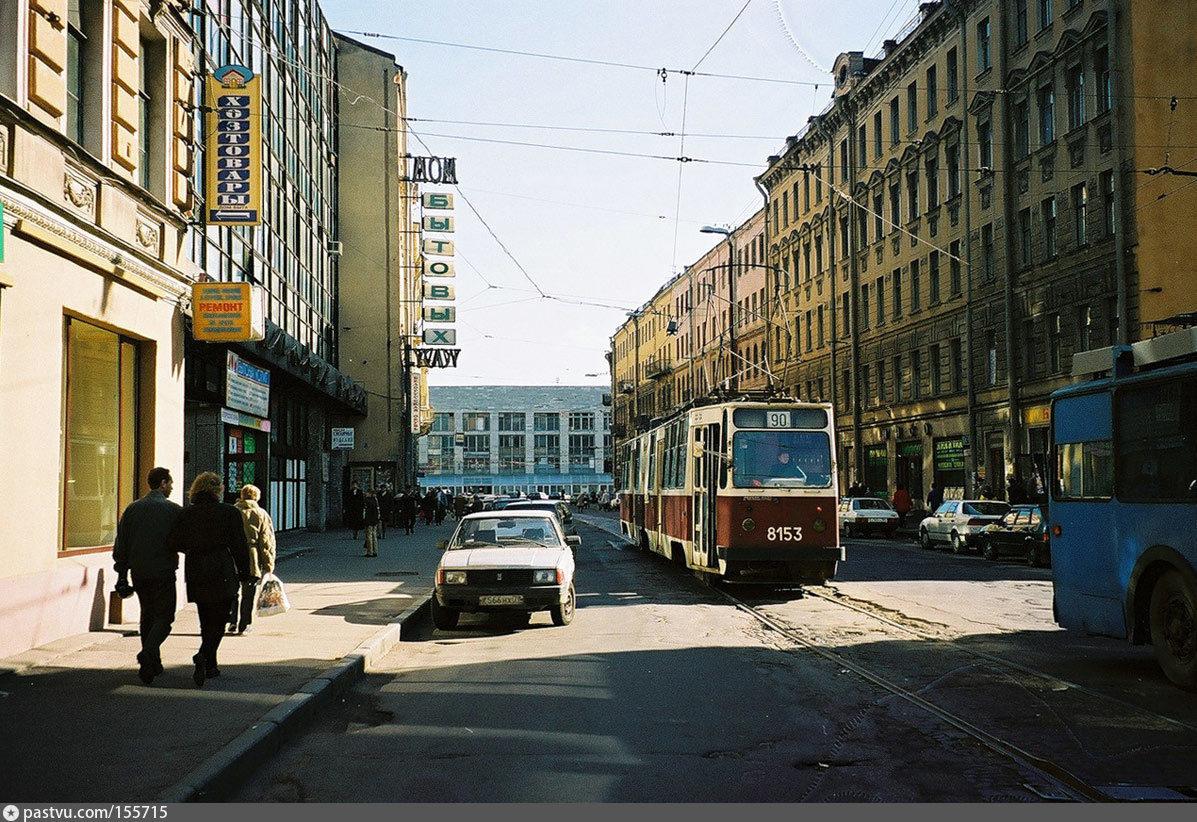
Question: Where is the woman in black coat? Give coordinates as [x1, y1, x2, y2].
[170, 471, 252, 687]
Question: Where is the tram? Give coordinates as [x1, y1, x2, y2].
[618, 398, 842, 585]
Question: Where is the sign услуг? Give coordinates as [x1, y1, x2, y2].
[331, 427, 355, 449]
[226, 351, 270, 418]
[192, 282, 264, 341]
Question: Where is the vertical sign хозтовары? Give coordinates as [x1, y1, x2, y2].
[206, 65, 262, 226]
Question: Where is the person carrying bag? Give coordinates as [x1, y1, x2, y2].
[230, 484, 277, 635]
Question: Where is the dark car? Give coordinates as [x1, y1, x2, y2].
[979, 504, 1051, 567]
[504, 499, 580, 542]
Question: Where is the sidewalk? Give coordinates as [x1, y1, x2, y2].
[0, 519, 455, 803]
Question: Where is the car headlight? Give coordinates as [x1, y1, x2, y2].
[534, 569, 561, 585]
[439, 569, 467, 585]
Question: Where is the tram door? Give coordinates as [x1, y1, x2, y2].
[692, 424, 720, 568]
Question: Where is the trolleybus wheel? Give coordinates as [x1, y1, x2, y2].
[551, 583, 576, 626]
[431, 595, 460, 631]
[919, 528, 932, 550]
[950, 531, 966, 554]
[1149, 569, 1197, 691]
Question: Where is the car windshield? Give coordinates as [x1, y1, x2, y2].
[855, 498, 893, 510]
[450, 516, 563, 549]
[731, 430, 832, 488]
[963, 502, 1010, 516]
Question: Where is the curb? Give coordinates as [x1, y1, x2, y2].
[158, 597, 432, 803]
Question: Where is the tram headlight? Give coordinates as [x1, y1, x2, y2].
[812, 518, 827, 532]
[741, 517, 756, 533]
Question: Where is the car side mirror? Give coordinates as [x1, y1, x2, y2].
[566, 535, 582, 546]
[436, 540, 448, 550]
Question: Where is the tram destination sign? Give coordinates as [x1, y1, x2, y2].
[205, 65, 262, 226]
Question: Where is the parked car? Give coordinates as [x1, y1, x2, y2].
[979, 504, 1051, 566]
[505, 499, 580, 542]
[918, 500, 1011, 553]
[432, 510, 580, 630]
[838, 497, 900, 538]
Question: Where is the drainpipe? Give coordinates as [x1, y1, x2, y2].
[997, 1, 1021, 486]
[1106, 0, 1129, 343]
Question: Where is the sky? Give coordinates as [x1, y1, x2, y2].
[320, 0, 928, 387]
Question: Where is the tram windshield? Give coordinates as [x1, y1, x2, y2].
[732, 430, 832, 488]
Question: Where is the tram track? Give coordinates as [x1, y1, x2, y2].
[715, 585, 1113, 802]
[581, 513, 1197, 800]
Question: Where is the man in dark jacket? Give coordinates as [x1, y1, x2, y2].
[112, 467, 183, 685]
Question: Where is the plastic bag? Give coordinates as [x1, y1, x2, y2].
[255, 572, 291, 618]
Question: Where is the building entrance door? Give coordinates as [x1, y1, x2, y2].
[896, 441, 924, 504]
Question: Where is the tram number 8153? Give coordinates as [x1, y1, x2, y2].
[767, 526, 804, 541]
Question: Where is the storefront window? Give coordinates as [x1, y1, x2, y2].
[64, 319, 138, 549]
[933, 436, 966, 494]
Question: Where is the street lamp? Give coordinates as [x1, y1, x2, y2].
[700, 225, 737, 393]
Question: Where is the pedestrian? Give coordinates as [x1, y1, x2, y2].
[399, 488, 418, 534]
[377, 484, 394, 539]
[343, 480, 365, 540]
[363, 489, 381, 557]
[1007, 474, 1028, 505]
[169, 471, 252, 687]
[926, 481, 944, 511]
[892, 482, 912, 529]
[422, 488, 438, 525]
[112, 467, 183, 685]
[434, 488, 448, 525]
[453, 492, 468, 521]
[229, 484, 276, 636]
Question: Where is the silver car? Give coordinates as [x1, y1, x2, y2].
[918, 500, 1011, 554]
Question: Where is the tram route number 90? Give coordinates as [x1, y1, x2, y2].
[766, 526, 803, 541]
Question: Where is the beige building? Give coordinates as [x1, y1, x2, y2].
[0, 0, 197, 656]
[334, 34, 424, 493]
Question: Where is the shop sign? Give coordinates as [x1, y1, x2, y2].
[424, 259, 455, 278]
[866, 445, 887, 465]
[423, 306, 455, 323]
[205, 65, 262, 225]
[192, 282, 265, 341]
[934, 437, 966, 471]
[409, 156, 458, 184]
[899, 442, 923, 457]
[423, 282, 455, 300]
[220, 407, 270, 432]
[422, 193, 454, 210]
[226, 351, 270, 418]
[422, 215, 454, 232]
[1023, 405, 1051, 426]
[422, 238, 454, 256]
[423, 328, 456, 345]
[410, 347, 460, 369]
[331, 427, 355, 449]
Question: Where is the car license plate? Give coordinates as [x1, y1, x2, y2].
[479, 595, 524, 606]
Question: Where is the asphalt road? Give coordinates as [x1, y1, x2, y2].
[231, 515, 1197, 802]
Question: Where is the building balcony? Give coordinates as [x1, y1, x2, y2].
[645, 356, 672, 379]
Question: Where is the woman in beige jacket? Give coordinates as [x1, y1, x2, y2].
[228, 484, 277, 635]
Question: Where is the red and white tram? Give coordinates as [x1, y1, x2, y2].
[618, 399, 841, 585]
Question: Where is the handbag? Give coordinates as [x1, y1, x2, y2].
[255, 572, 291, 618]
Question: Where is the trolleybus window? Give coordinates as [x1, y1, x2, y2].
[732, 430, 832, 488]
[1115, 376, 1197, 502]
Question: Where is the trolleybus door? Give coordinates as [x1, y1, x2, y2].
[693, 424, 720, 568]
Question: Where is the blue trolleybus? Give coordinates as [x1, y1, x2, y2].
[1050, 327, 1197, 690]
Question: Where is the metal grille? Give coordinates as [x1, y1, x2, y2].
[468, 569, 535, 586]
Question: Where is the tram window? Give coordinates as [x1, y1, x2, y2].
[731, 430, 833, 488]
[733, 407, 828, 429]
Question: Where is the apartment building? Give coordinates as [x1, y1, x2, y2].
[0, 0, 197, 656]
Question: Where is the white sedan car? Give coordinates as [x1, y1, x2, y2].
[432, 510, 580, 630]
[839, 497, 900, 538]
[919, 500, 1011, 554]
